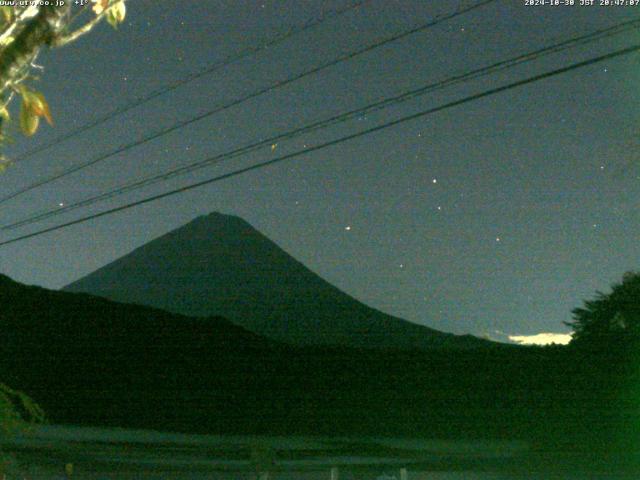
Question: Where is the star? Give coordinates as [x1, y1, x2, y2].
[432, 178, 437, 184]
[437, 206, 442, 211]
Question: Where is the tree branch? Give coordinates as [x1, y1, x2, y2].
[53, 0, 121, 47]
[0, 5, 70, 94]
[53, 10, 102, 47]
[0, 6, 40, 46]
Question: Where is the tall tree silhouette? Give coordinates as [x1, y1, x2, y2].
[567, 271, 640, 349]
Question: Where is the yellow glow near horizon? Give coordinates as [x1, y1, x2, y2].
[508, 332, 572, 346]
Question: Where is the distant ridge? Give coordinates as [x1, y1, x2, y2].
[0, 272, 282, 432]
[64, 212, 490, 350]
[0, 273, 624, 445]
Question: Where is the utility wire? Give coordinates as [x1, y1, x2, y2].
[0, 43, 636, 247]
[3, 18, 638, 232]
[9, 0, 371, 164]
[0, 0, 497, 206]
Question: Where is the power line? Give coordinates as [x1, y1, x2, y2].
[0, 0, 497, 206]
[0, 43, 636, 248]
[3, 17, 638, 232]
[8, 0, 371, 164]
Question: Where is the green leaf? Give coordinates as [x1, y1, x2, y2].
[0, 105, 10, 123]
[19, 99, 39, 136]
[0, 7, 13, 23]
[31, 91, 53, 125]
[91, 0, 109, 15]
[106, 1, 126, 29]
[17, 86, 53, 132]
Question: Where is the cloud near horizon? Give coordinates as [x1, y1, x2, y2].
[508, 332, 572, 346]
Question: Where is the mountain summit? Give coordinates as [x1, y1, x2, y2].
[64, 212, 487, 349]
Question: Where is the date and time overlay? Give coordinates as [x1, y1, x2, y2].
[0, 0, 639, 7]
[525, 0, 639, 6]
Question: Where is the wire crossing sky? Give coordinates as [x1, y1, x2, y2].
[0, 0, 637, 342]
[2, 17, 638, 233]
[0, 0, 496, 206]
[8, 0, 372, 167]
[1, 41, 637, 248]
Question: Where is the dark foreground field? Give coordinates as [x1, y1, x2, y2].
[2, 274, 639, 475]
[2, 425, 639, 479]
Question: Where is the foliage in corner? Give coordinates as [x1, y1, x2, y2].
[0, 382, 45, 476]
[0, 382, 45, 435]
[0, 0, 126, 149]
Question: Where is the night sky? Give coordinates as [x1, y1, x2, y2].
[0, 0, 638, 342]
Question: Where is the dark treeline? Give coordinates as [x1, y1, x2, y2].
[0, 273, 638, 459]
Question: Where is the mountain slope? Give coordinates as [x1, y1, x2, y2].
[0, 274, 623, 446]
[64, 212, 488, 349]
[0, 273, 285, 432]
[0, 273, 511, 437]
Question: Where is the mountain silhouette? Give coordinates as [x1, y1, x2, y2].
[64, 212, 488, 349]
[0, 273, 624, 448]
[0, 273, 284, 432]
[0, 273, 512, 437]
